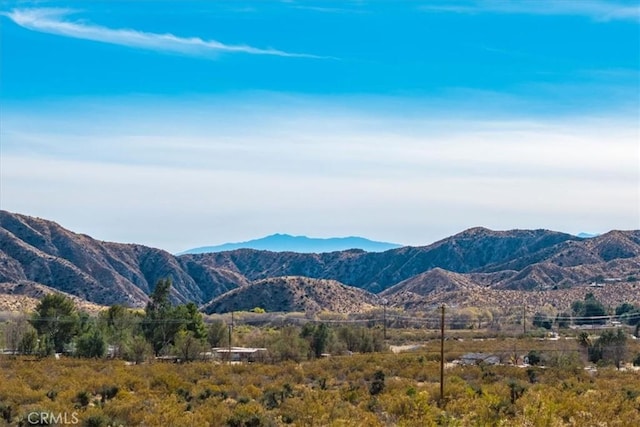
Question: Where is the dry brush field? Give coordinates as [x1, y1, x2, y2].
[1, 335, 640, 427]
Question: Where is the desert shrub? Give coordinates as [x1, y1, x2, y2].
[83, 414, 109, 427]
[75, 391, 91, 408]
[369, 370, 385, 396]
[226, 401, 275, 427]
[526, 350, 542, 366]
[508, 379, 527, 404]
[98, 385, 118, 403]
[261, 388, 283, 410]
[0, 401, 14, 423]
[1, 337, 640, 426]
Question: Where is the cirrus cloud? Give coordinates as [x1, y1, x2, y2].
[1, 7, 325, 59]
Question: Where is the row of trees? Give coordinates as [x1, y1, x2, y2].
[578, 328, 628, 369]
[4, 279, 208, 361]
[2, 278, 388, 362]
[3, 284, 638, 363]
[532, 293, 640, 330]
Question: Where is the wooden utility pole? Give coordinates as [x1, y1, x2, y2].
[382, 298, 388, 340]
[227, 312, 234, 364]
[440, 304, 445, 405]
[523, 299, 527, 335]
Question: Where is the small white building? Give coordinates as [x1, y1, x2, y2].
[212, 347, 267, 362]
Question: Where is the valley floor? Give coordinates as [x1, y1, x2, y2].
[1, 335, 639, 426]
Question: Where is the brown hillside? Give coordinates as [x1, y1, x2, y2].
[379, 268, 484, 310]
[201, 276, 378, 314]
[0, 281, 106, 314]
[188, 228, 577, 292]
[0, 211, 246, 306]
[481, 231, 640, 273]
[392, 282, 640, 313]
[2, 210, 639, 313]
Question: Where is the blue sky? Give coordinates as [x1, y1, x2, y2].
[1, 0, 638, 252]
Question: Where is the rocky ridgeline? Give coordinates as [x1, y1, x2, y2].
[0, 210, 638, 312]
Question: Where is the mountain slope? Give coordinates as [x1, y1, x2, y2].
[0, 211, 247, 307]
[379, 268, 483, 309]
[186, 228, 578, 292]
[178, 234, 402, 254]
[0, 281, 105, 313]
[2, 210, 639, 312]
[201, 276, 378, 314]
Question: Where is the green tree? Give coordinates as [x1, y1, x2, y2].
[124, 335, 152, 364]
[337, 326, 359, 352]
[555, 311, 571, 328]
[18, 327, 39, 355]
[532, 312, 553, 330]
[620, 311, 640, 326]
[104, 306, 134, 339]
[618, 306, 640, 326]
[99, 304, 139, 358]
[4, 318, 35, 355]
[207, 320, 228, 348]
[75, 329, 106, 358]
[302, 323, 331, 358]
[31, 293, 79, 353]
[36, 334, 55, 357]
[271, 326, 308, 362]
[143, 278, 183, 356]
[174, 330, 205, 362]
[571, 300, 584, 316]
[597, 329, 627, 369]
[181, 302, 207, 341]
[573, 294, 607, 325]
[581, 329, 628, 368]
[615, 303, 636, 316]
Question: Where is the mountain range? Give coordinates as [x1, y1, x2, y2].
[178, 234, 402, 255]
[0, 210, 638, 313]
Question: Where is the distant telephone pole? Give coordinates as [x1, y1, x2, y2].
[228, 312, 234, 364]
[382, 298, 388, 340]
[439, 304, 445, 405]
[522, 299, 527, 335]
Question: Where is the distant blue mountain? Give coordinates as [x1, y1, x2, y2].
[177, 234, 403, 255]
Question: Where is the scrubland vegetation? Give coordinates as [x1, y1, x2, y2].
[1, 340, 640, 426]
[1, 280, 640, 426]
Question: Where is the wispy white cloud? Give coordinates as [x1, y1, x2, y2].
[420, 0, 640, 21]
[1, 8, 323, 58]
